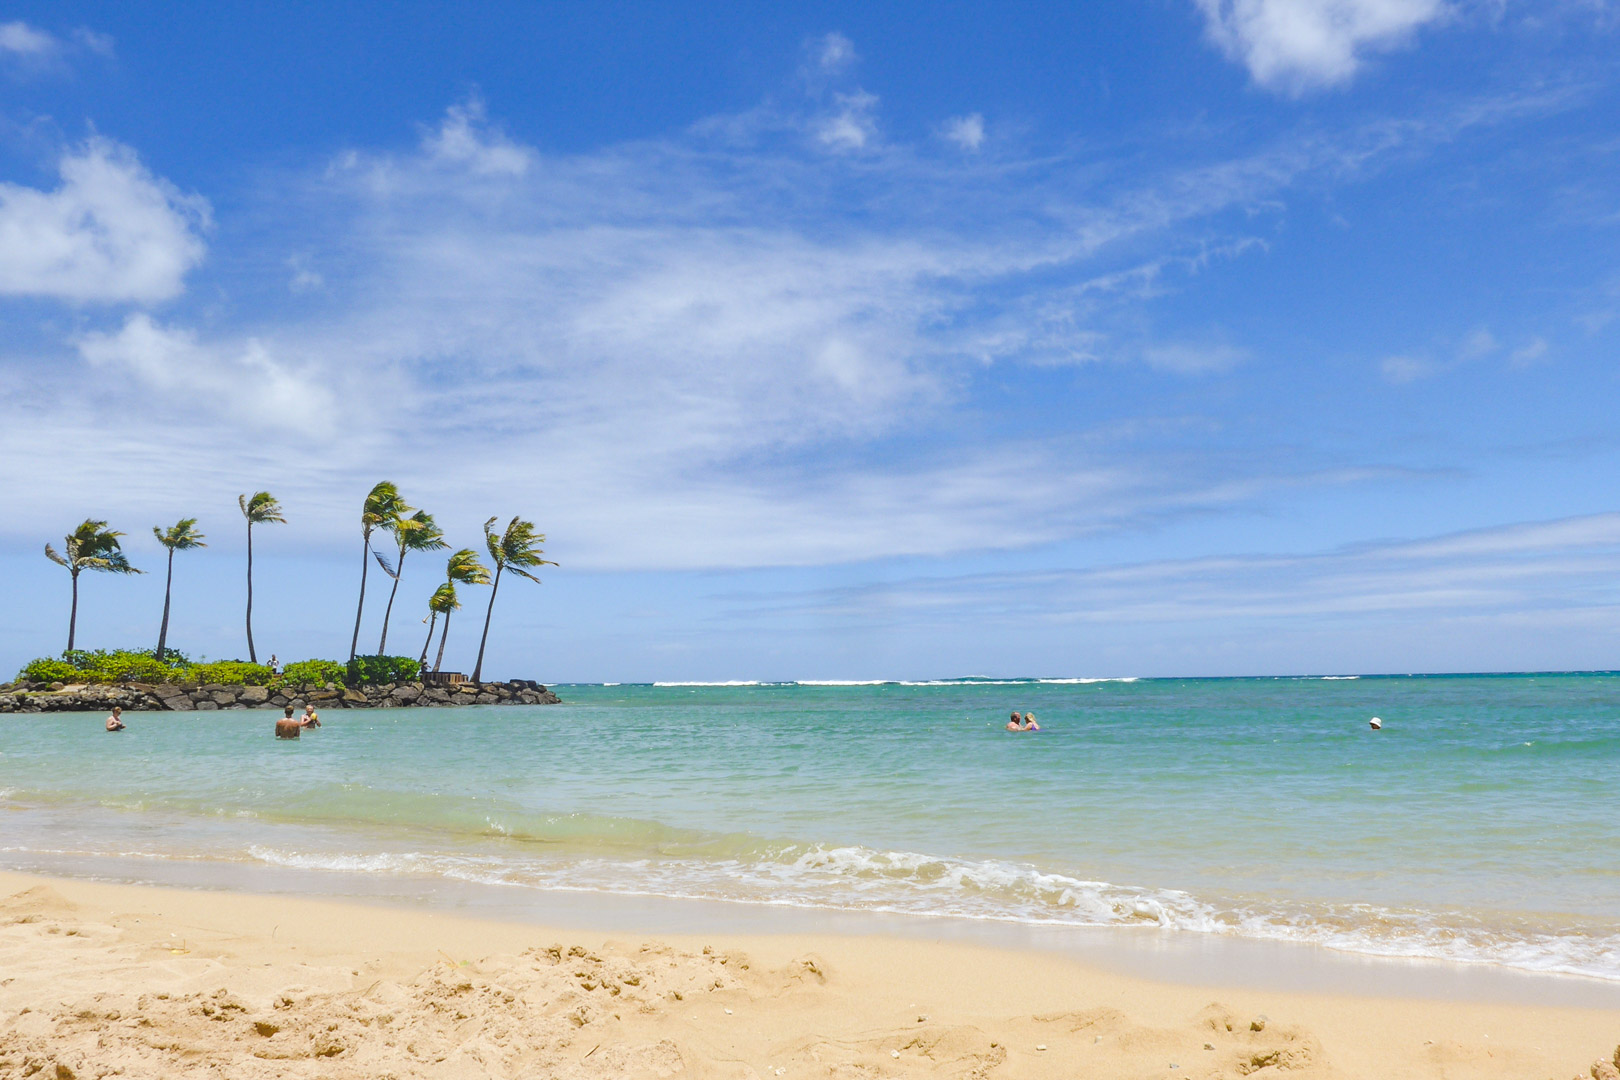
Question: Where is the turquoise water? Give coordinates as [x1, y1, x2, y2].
[2, 675, 1618, 979]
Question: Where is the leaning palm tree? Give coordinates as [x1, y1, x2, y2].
[239, 492, 286, 664]
[44, 519, 142, 653]
[375, 509, 448, 655]
[429, 548, 490, 675]
[471, 517, 556, 683]
[349, 481, 409, 662]
[153, 518, 207, 660]
[421, 583, 459, 673]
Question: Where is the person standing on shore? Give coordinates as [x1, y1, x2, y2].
[105, 706, 125, 732]
[268, 654, 282, 677]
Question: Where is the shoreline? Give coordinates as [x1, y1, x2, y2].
[3, 870, 1617, 1078]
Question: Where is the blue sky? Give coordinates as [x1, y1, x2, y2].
[2, 1, 1619, 681]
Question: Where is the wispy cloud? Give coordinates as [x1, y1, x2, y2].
[732, 512, 1620, 638]
[0, 20, 114, 75]
[0, 62, 1582, 571]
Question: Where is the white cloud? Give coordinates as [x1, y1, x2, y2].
[1380, 353, 1437, 382]
[421, 98, 531, 175]
[747, 512, 1620, 636]
[1508, 337, 1549, 367]
[813, 32, 856, 74]
[0, 90, 1555, 568]
[76, 314, 338, 425]
[0, 20, 55, 56]
[1194, 0, 1449, 92]
[1143, 342, 1247, 374]
[815, 91, 879, 151]
[0, 20, 114, 73]
[0, 137, 208, 302]
[943, 113, 986, 153]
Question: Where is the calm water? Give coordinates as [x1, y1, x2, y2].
[2, 675, 1618, 979]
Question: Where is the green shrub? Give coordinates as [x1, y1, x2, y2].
[188, 660, 274, 686]
[18, 658, 79, 683]
[346, 654, 422, 685]
[56, 649, 191, 684]
[280, 658, 346, 686]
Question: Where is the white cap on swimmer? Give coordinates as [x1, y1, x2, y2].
[1369, 716, 1382, 729]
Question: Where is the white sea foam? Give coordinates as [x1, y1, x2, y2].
[652, 680, 774, 687]
[233, 840, 1620, 983]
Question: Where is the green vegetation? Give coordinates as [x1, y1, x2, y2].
[32, 484, 552, 684]
[431, 548, 490, 675]
[346, 654, 422, 685]
[280, 659, 345, 685]
[350, 481, 407, 663]
[374, 508, 448, 655]
[11, 650, 418, 687]
[44, 520, 142, 652]
[472, 517, 555, 683]
[153, 518, 207, 660]
[238, 492, 286, 664]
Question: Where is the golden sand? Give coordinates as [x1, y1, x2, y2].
[1, 871, 1616, 1079]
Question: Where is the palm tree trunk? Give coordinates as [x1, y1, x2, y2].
[471, 567, 502, 684]
[156, 548, 174, 660]
[245, 522, 257, 663]
[378, 548, 404, 655]
[67, 569, 79, 653]
[433, 609, 452, 674]
[349, 528, 370, 662]
[419, 610, 438, 668]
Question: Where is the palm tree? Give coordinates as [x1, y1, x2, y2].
[421, 582, 458, 672]
[375, 509, 447, 655]
[349, 481, 409, 662]
[44, 520, 142, 653]
[153, 518, 207, 660]
[471, 517, 556, 684]
[239, 492, 286, 664]
[430, 548, 489, 676]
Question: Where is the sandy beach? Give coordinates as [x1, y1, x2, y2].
[2, 871, 1616, 1080]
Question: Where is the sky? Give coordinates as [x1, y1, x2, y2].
[2, 1, 1619, 682]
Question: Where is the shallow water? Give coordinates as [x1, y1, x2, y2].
[3, 675, 1618, 980]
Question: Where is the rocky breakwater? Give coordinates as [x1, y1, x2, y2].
[0, 679, 560, 713]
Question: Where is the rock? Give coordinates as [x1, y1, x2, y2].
[1593, 1060, 1620, 1080]
[475, 692, 499, 704]
[195, 700, 219, 711]
[390, 684, 421, 703]
[211, 691, 237, 706]
[340, 688, 367, 705]
[269, 693, 289, 707]
[239, 685, 270, 705]
[168, 697, 196, 711]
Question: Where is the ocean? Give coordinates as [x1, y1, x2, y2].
[2, 675, 1618, 981]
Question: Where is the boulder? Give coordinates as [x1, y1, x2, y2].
[195, 700, 219, 711]
[340, 687, 367, 706]
[475, 692, 498, 704]
[239, 685, 271, 705]
[390, 684, 422, 703]
[211, 691, 237, 706]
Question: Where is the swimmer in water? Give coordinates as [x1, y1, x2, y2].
[1369, 716, 1382, 730]
[105, 706, 125, 732]
[1006, 711, 1024, 732]
[1022, 711, 1040, 731]
[275, 706, 300, 739]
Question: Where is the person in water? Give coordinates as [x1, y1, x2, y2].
[1022, 711, 1040, 731]
[300, 703, 321, 729]
[105, 706, 125, 732]
[1006, 711, 1024, 732]
[275, 706, 301, 740]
